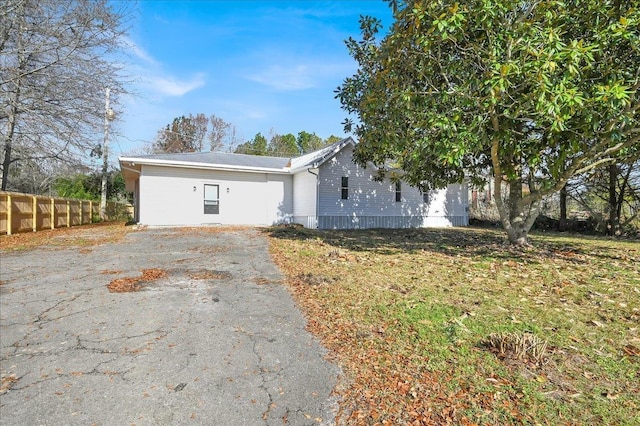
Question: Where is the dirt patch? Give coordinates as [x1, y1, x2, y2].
[107, 268, 168, 293]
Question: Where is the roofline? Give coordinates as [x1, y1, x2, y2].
[118, 156, 290, 174]
[119, 136, 357, 175]
[289, 137, 356, 173]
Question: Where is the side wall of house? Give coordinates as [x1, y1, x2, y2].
[292, 169, 318, 228]
[138, 165, 292, 226]
[316, 145, 468, 229]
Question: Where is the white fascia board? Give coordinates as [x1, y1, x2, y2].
[118, 157, 290, 175]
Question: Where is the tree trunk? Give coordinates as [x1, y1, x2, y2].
[559, 184, 568, 231]
[607, 164, 621, 236]
[1, 98, 19, 191]
[490, 138, 540, 245]
[493, 176, 540, 245]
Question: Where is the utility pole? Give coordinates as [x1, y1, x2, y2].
[100, 88, 114, 221]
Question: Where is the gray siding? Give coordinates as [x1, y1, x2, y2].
[317, 145, 427, 217]
[315, 145, 468, 229]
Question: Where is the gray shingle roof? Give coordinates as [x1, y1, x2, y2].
[120, 137, 355, 172]
[133, 151, 291, 170]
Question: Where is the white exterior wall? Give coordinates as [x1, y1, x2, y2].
[292, 169, 318, 228]
[138, 165, 292, 226]
[316, 145, 468, 229]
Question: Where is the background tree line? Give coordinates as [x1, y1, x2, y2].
[149, 113, 342, 157]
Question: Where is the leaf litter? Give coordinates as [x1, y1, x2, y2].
[107, 268, 168, 293]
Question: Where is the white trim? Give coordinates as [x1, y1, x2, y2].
[119, 157, 290, 174]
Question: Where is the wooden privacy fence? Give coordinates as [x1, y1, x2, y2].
[0, 191, 131, 235]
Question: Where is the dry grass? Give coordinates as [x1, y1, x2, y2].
[267, 226, 640, 425]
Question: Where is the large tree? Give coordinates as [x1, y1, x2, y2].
[153, 114, 208, 153]
[0, 0, 131, 191]
[337, 0, 639, 244]
[208, 114, 241, 152]
[268, 132, 299, 157]
[296, 131, 325, 154]
[234, 133, 268, 156]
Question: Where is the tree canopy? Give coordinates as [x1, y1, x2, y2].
[153, 114, 208, 153]
[0, 0, 132, 191]
[337, 0, 639, 244]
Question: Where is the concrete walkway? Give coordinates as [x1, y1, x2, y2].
[0, 227, 339, 425]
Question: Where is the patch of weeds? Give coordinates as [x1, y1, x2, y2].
[482, 331, 549, 363]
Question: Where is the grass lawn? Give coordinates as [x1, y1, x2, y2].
[267, 226, 640, 425]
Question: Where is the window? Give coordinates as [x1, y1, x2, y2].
[341, 177, 348, 200]
[204, 184, 219, 214]
[395, 181, 401, 202]
[422, 191, 430, 204]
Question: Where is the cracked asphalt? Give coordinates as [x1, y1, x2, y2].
[0, 227, 340, 425]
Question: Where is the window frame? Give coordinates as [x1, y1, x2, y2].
[422, 190, 430, 204]
[341, 177, 348, 200]
[203, 184, 220, 214]
[395, 181, 401, 203]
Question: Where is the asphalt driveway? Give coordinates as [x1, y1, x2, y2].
[0, 227, 339, 425]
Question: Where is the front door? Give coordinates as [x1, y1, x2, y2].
[204, 184, 219, 215]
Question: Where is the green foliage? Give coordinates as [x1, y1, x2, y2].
[268, 133, 299, 156]
[296, 131, 324, 154]
[53, 171, 130, 202]
[235, 131, 340, 157]
[324, 135, 343, 145]
[54, 175, 96, 200]
[235, 132, 268, 155]
[337, 0, 640, 244]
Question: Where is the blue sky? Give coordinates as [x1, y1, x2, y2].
[112, 0, 393, 157]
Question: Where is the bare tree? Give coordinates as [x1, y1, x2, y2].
[209, 114, 241, 152]
[191, 113, 208, 152]
[0, 0, 131, 191]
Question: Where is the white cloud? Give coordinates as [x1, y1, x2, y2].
[248, 64, 315, 91]
[122, 36, 159, 67]
[122, 37, 206, 97]
[148, 73, 206, 96]
[247, 60, 353, 91]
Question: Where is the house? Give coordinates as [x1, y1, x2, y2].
[119, 138, 469, 229]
